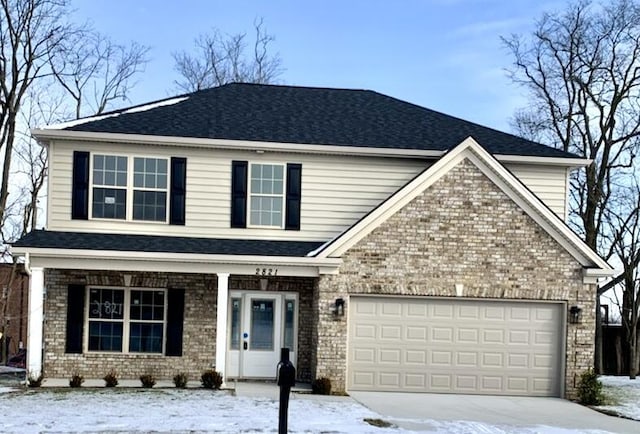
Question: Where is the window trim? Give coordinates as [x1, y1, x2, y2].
[84, 286, 168, 355]
[88, 153, 170, 223]
[247, 162, 287, 229]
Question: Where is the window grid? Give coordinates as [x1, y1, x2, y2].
[90, 154, 169, 222]
[249, 163, 285, 228]
[85, 287, 166, 354]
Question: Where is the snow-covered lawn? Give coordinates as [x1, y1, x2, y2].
[596, 375, 640, 420]
[0, 386, 622, 433]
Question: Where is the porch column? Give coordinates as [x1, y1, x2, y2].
[27, 267, 44, 378]
[215, 272, 230, 381]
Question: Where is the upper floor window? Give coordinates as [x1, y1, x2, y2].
[90, 155, 169, 222]
[249, 163, 284, 227]
[231, 160, 301, 230]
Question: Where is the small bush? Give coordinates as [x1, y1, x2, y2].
[103, 370, 118, 387]
[139, 373, 156, 388]
[311, 377, 332, 395]
[173, 372, 189, 388]
[27, 373, 44, 388]
[201, 369, 223, 389]
[69, 373, 84, 388]
[577, 369, 604, 405]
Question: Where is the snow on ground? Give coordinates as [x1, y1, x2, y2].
[0, 387, 617, 434]
[596, 375, 640, 421]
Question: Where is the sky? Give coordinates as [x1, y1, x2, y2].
[70, 0, 566, 133]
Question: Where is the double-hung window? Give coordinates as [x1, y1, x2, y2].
[249, 163, 285, 227]
[87, 287, 166, 354]
[91, 154, 169, 222]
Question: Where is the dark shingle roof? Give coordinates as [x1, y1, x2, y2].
[60, 83, 576, 158]
[13, 230, 323, 257]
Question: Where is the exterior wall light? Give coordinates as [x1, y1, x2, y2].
[332, 298, 345, 316]
[259, 277, 268, 291]
[569, 305, 582, 324]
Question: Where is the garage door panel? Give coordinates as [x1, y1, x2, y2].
[348, 297, 563, 397]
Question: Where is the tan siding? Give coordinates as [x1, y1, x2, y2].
[47, 141, 428, 241]
[506, 163, 567, 219]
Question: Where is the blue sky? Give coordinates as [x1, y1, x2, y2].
[72, 0, 564, 132]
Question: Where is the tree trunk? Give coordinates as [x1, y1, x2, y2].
[595, 299, 603, 373]
[631, 325, 638, 379]
[616, 333, 624, 375]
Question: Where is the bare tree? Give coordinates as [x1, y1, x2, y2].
[0, 0, 73, 242]
[50, 30, 149, 118]
[173, 18, 283, 92]
[503, 0, 640, 375]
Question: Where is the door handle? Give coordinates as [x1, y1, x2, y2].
[243, 341, 248, 350]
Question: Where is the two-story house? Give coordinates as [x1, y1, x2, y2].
[13, 83, 612, 398]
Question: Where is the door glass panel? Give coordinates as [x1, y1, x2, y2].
[250, 300, 274, 351]
[230, 298, 241, 350]
[284, 300, 295, 350]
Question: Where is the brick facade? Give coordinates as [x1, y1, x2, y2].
[0, 264, 28, 359]
[43, 270, 315, 382]
[314, 159, 595, 399]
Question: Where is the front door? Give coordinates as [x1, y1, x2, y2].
[227, 291, 297, 379]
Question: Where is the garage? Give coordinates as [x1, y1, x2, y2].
[348, 296, 564, 397]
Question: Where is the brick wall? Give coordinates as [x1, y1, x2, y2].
[0, 264, 28, 358]
[43, 270, 316, 382]
[314, 159, 594, 398]
[44, 270, 217, 379]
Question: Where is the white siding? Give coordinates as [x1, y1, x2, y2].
[47, 141, 428, 241]
[47, 141, 569, 241]
[505, 164, 567, 218]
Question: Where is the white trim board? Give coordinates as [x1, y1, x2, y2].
[314, 137, 613, 276]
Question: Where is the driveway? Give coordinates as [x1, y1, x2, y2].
[350, 391, 640, 433]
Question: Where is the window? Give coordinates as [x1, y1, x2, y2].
[92, 155, 127, 219]
[90, 154, 169, 222]
[249, 163, 284, 227]
[87, 287, 166, 353]
[133, 157, 168, 221]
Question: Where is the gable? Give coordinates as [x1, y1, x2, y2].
[315, 138, 612, 277]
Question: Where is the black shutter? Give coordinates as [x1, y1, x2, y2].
[285, 163, 302, 230]
[231, 161, 248, 228]
[170, 157, 187, 225]
[66, 284, 85, 353]
[165, 288, 185, 356]
[71, 151, 90, 220]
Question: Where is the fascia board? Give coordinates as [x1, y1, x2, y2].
[12, 247, 342, 270]
[32, 128, 585, 166]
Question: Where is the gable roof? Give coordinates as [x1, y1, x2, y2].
[13, 230, 324, 257]
[313, 137, 612, 276]
[42, 83, 576, 159]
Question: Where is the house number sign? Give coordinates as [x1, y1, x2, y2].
[91, 300, 123, 318]
[255, 268, 278, 276]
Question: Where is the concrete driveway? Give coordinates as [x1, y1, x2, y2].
[350, 392, 640, 433]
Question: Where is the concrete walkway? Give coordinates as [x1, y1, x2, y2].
[350, 391, 640, 433]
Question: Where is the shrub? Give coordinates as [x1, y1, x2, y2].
[173, 372, 188, 388]
[103, 370, 119, 387]
[27, 373, 44, 388]
[139, 373, 156, 388]
[311, 377, 332, 395]
[577, 369, 604, 405]
[201, 369, 223, 389]
[69, 373, 84, 388]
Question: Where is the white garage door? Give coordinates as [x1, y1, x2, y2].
[348, 297, 564, 396]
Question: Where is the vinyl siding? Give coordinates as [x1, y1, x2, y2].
[47, 141, 569, 241]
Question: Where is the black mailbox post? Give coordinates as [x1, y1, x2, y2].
[277, 347, 296, 434]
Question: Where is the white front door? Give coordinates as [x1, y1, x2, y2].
[227, 291, 297, 379]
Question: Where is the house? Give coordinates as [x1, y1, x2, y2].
[13, 83, 613, 398]
[0, 263, 29, 365]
